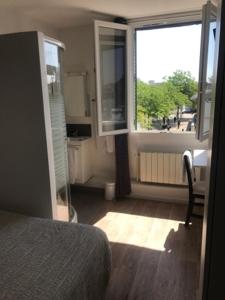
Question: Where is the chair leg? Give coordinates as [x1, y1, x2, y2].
[185, 195, 194, 227]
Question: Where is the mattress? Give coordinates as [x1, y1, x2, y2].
[0, 210, 111, 300]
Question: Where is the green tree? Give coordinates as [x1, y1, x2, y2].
[137, 104, 152, 130]
[162, 81, 189, 118]
[137, 80, 176, 129]
[136, 70, 198, 130]
[165, 70, 198, 103]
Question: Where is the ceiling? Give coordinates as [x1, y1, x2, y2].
[1, 0, 207, 29]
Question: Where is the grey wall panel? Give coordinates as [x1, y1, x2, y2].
[0, 32, 52, 218]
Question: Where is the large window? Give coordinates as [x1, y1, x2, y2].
[135, 23, 202, 133]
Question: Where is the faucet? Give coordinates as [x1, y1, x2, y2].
[72, 129, 78, 137]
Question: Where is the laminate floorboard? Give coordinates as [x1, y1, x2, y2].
[72, 191, 202, 300]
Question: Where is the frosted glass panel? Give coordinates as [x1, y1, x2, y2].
[44, 42, 70, 209]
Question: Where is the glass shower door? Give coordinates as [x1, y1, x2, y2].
[44, 41, 70, 221]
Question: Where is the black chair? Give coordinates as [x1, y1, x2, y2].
[183, 150, 205, 227]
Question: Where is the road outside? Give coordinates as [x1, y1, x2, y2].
[169, 112, 196, 133]
[137, 112, 196, 133]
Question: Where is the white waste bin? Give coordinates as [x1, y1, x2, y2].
[105, 182, 115, 200]
[70, 205, 78, 223]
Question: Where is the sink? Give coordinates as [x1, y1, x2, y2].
[67, 136, 91, 147]
[68, 137, 90, 142]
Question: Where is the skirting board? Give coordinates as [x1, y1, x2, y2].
[74, 175, 189, 204]
[130, 181, 189, 204]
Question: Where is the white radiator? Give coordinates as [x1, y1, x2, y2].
[139, 152, 183, 185]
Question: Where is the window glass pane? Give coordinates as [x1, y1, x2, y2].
[136, 24, 201, 133]
[206, 21, 216, 84]
[99, 27, 127, 132]
[202, 20, 216, 134]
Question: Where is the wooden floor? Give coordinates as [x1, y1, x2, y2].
[72, 191, 202, 300]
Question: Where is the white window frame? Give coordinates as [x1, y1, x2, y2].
[94, 20, 132, 136]
[196, 1, 217, 142]
[129, 11, 202, 134]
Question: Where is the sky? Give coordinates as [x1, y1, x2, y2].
[136, 24, 202, 83]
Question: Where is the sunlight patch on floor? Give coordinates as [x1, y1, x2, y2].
[94, 212, 184, 252]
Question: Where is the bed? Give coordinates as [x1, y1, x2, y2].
[0, 210, 111, 300]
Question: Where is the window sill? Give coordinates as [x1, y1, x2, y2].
[130, 130, 196, 135]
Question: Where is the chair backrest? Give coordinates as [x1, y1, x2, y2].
[183, 150, 193, 194]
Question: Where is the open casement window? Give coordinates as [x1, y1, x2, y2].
[94, 20, 130, 136]
[197, 1, 217, 141]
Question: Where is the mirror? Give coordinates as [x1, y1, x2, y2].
[64, 72, 90, 118]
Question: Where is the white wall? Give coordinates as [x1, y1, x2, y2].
[58, 25, 116, 179]
[58, 25, 95, 96]
[129, 132, 207, 180]
[129, 132, 207, 202]
[0, 9, 58, 37]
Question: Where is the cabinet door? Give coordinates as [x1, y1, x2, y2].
[95, 20, 130, 136]
[69, 145, 82, 183]
[196, 1, 217, 141]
